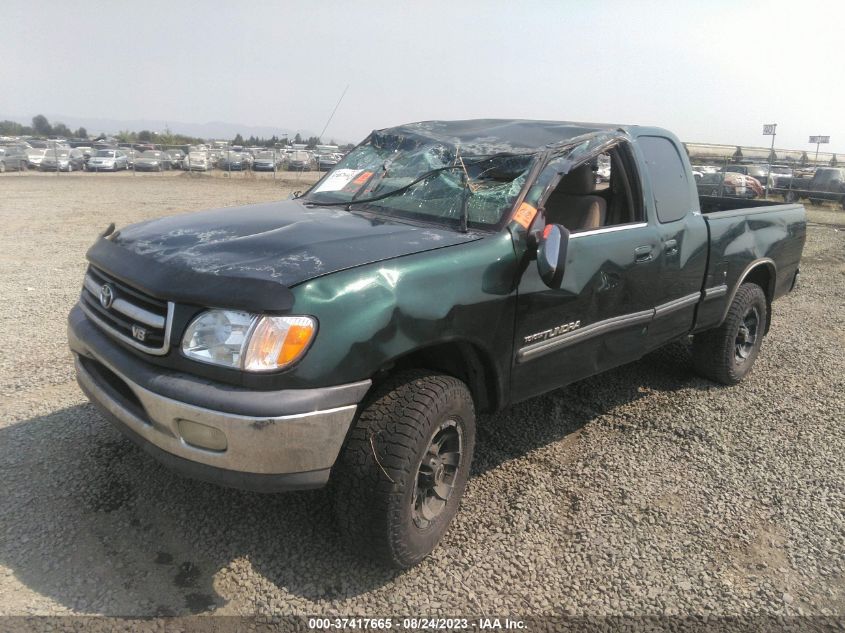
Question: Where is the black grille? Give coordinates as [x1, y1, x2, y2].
[80, 266, 172, 355]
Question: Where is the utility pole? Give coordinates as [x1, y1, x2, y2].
[762, 124, 776, 198]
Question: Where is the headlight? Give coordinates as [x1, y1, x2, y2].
[181, 310, 316, 372]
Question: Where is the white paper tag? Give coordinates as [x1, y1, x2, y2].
[314, 169, 362, 192]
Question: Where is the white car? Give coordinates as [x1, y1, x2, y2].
[26, 148, 47, 168]
[87, 149, 129, 171]
[183, 152, 213, 171]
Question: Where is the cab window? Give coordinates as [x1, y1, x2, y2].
[532, 142, 643, 233]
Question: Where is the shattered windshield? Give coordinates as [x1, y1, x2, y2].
[305, 133, 536, 228]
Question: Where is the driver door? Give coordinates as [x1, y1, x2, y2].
[510, 144, 660, 402]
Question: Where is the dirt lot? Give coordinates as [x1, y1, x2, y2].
[0, 174, 842, 618]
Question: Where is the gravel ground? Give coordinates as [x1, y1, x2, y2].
[0, 174, 842, 619]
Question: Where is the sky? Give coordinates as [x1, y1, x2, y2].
[2, 0, 844, 154]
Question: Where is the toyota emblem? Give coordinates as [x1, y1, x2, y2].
[99, 283, 115, 309]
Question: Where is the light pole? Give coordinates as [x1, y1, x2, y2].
[762, 124, 777, 198]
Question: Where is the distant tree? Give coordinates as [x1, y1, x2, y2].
[831, 154, 838, 167]
[0, 120, 32, 135]
[32, 114, 51, 136]
[233, 133, 245, 145]
[75, 127, 88, 139]
[138, 130, 153, 142]
[293, 133, 303, 145]
[52, 122, 72, 137]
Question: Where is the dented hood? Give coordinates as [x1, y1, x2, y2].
[86, 199, 480, 311]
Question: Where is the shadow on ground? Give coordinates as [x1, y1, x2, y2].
[0, 341, 713, 615]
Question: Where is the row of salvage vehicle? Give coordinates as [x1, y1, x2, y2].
[0, 140, 344, 173]
[691, 163, 845, 208]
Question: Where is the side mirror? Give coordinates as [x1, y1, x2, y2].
[537, 224, 570, 288]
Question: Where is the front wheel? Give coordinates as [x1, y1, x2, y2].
[692, 283, 767, 385]
[332, 371, 476, 569]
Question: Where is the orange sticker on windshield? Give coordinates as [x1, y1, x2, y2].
[513, 202, 537, 229]
[353, 171, 374, 185]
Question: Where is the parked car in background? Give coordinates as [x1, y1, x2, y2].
[218, 151, 247, 171]
[252, 150, 282, 171]
[692, 164, 719, 175]
[134, 151, 171, 172]
[768, 165, 793, 188]
[698, 172, 763, 198]
[87, 149, 129, 171]
[0, 145, 28, 172]
[287, 150, 313, 171]
[776, 167, 845, 208]
[183, 151, 213, 171]
[317, 152, 342, 171]
[166, 149, 186, 169]
[40, 148, 86, 172]
[722, 164, 774, 190]
[26, 148, 47, 169]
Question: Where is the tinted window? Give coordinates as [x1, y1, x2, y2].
[638, 136, 691, 223]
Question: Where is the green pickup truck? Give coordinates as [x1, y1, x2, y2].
[68, 119, 806, 568]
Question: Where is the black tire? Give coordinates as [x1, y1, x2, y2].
[692, 283, 767, 385]
[332, 370, 476, 569]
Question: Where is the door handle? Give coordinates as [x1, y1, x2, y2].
[634, 245, 654, 263]
[664, 239, 679, 256]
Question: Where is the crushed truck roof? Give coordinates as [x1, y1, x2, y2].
[373, 119, 628, 154]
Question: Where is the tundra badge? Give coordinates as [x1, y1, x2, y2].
[523, 321, 581, 344]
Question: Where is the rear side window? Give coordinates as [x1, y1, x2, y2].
[638, 136, 691, 223]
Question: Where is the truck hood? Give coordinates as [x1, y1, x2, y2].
[87, 199, 481, 311]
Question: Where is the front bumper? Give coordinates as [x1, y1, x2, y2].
[68, 304, 369, 492]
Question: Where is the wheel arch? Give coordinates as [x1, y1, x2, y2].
[371, 340, 503, 414]
[723, 258, 776, 334]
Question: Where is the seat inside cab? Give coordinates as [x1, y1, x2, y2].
[543, 164, 606, 231]
[542, 145, 642, 233]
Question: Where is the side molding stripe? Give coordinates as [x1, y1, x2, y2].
[653, 292, 701, 319]
[517, 308, 654, 363]
[703, 285, 728, 300]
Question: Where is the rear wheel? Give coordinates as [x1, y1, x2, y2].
[332, 370, 475, 569]
[692, 283, 767, 385]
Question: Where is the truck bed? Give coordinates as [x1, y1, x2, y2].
[694, 198, 806, 333]
[698, 195, 787, 214]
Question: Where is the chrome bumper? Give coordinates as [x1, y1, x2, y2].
[74, 354, 357, 476]
[68, 304, 367, 490]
